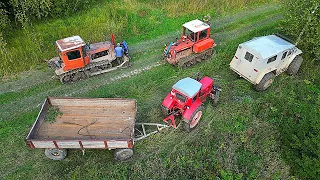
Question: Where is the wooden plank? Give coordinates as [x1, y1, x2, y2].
[32, 141, 55, 148]
[107, 141, 129, 149]
[50, 98, 136, 108]
[82, 141, 105, 148]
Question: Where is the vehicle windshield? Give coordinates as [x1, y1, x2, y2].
[175, 92, 186, 102]
[187, 28, 195, 41]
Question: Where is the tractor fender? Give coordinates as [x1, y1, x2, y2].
[182, 100, 202, 122]
[162, 93, 174, 109]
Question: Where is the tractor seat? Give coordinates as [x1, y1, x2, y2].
[200, 76, 213, 91]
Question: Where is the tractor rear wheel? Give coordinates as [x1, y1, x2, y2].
[183, 106, 204, 132]
[286, 55, 303, 75]
[254, 72, 275, 91]
[114, 148, 133, 161]
[45, 148, 67, 160]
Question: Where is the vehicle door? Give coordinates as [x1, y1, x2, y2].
[277, 51, 289, 74]
[263, 54, 281, 76]
[63, 48, 85, 70]
[236, 48, 258, 81]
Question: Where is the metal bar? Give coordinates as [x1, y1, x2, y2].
[142, 124, 146, 136]
[133, 122, 170, 142]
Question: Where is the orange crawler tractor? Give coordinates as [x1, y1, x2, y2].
[48, 35, 129, 83]
[163, 19, 216, 68]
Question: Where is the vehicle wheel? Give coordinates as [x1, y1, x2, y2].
[114, 148, 133, 161]
[45, 148, 67, 160]
[60, 75, 71, 83]
[183, 106, 204, 132]
[212, 85, 221, 106]
[286, 55, 303, 75]
[254, 72, 275, 91]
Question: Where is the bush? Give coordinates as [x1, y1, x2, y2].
[280, 0, 320, 59]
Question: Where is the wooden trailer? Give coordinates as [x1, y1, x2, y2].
[25, 97, 139, 161]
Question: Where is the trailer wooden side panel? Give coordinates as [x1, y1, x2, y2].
[26, 97, 136, 147]
[29, 139, 132, 149]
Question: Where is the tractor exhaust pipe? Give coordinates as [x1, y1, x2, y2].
[111, 34, 116, 45]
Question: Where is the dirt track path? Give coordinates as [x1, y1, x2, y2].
[0, 4, 282, 121]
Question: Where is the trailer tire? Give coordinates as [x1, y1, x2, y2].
[114, 148, 133, 161]
[286, 55, 303, 75]
[45, 148, 67, 160]
[255, 72, 275, 91]
[183, 106, 204, 132]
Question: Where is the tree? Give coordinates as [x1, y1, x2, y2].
[281, 0, 320, 60]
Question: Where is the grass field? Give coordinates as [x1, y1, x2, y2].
[0, 1, 319, 179]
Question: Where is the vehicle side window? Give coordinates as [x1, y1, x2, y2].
[188, 29, 194, 41]
[267, 55, 277, 63]
[67, 50, 81, 60]
[281, 52, 287, 60]
[82, 46, 87, 56]
[193, 95, 197, 102]
[199, 30, 207, 40]
[244, 52, 254, 62]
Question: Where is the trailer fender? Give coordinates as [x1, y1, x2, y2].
[182, 100, 202, 121]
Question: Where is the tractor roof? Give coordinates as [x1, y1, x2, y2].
[172, 77, 202, 98]
[241, 35, 295, 59]
[56, 35, 86, 51]
[183, 19, 209, 33]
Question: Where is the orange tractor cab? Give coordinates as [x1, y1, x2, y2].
[163, 19, 216, 68]
[48, 35, 129, 83]
[161, 74, 221, 131]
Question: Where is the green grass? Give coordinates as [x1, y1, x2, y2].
[0, 0, 277, 78]
[0, 1, 319, 179]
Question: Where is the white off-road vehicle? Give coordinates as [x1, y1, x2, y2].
[230, 34, 303, 91]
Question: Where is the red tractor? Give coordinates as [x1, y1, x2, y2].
[161, 74, 221, 131]
[48, 35, 129, 83]
[163, 19, 216, 68]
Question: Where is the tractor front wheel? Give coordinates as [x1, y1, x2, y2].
[254, 72, 275, 91]
[183, 106, 204, 132]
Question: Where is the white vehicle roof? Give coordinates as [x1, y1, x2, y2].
[241, 35, 295, 59]
[56, 35, 86, 51]
[172, 77, 202, 98]
[183, 19, 209, 33]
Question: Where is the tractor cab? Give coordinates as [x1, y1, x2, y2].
[163, 19, 216, 65]
[55, 36, 90, 72]
[183, 19, 211, 44]
[170, 77, 203, 109]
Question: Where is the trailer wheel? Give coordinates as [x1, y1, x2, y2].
[114, 148, 133, 161]
[183, 106, 204, 132]
[45, 148, 67, 160]
[254, 72, 275, 91]
[286, 55, 303, 75]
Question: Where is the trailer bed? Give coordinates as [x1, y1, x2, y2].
[26, 97, 136, 149]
